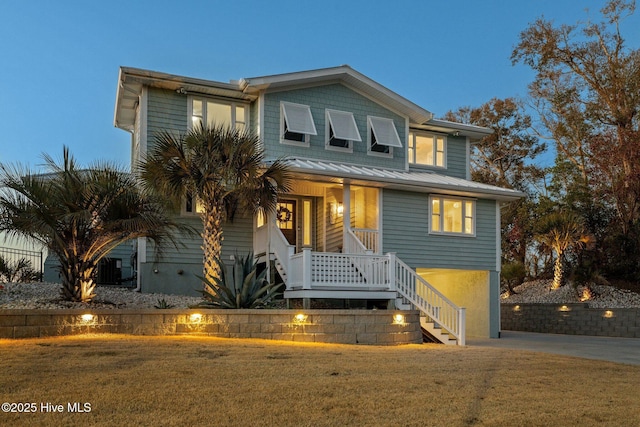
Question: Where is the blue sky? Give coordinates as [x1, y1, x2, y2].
[1, 0, 639, 169]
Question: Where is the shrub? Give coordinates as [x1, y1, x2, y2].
[194, 253, 283, 309]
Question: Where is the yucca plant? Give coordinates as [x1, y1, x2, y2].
[195, 252, 283, 309]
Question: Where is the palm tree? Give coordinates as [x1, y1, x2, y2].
[140, 123, 291, 285]
[535, 211, 589, 289]
[0, 147, 186, 302]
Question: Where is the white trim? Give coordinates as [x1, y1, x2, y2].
[429, 195, 476, 237]
[325, 109, 360, 153]
[496, 202, 501, 272]
[368, 116, 402, 147]
[378, 188, 384, 252]
[407, 130, 447, 169]
[466, 137, 471, 180]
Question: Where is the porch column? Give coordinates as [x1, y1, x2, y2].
[342, 182, 351, 247]
[302, 247, 312, 290]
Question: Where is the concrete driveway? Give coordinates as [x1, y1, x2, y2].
[468, 331, 640, 366]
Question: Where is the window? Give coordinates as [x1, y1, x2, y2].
[367, 116, 402, 156]
[430, 196, 475, 236]
[325, 109, 361, 152]
[408, 132, 446, 167]
[183, 193, 204, 216]
[190, 98, 247, 131]
[281, 102, 317, 146]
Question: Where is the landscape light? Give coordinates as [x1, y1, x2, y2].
[293, 313, 308, 324]
[392, 314, 406, 325]
[190, 313, 203, 323]
[80, 314, 94, 322]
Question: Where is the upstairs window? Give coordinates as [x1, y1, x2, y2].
[430, 196, 475, 236]
[367, 116, 402, 157]
[183, 193, 204, 216]
[190, 98, 246, 131]
[325, 109, 361, 152]
[281, 101, 317, 146]
[408, 132, 446, 167]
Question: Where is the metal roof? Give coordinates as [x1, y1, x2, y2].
[280, 158, 523, 201]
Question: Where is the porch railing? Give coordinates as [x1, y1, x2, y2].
[288, 249, 390, 289]
[392, 255, 465, 345]
[351, 228, 379, 253]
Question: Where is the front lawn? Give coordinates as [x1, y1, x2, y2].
[1, 335, 638, 426]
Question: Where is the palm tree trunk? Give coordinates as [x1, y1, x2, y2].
[551, 253, 564, 289]
[202, 200, 224, 285]
[59, 257, 97, 302]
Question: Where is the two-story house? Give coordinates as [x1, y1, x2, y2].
[114, 65, 522, 343]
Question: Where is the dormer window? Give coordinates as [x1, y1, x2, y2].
[190, 98, 246, 131]
[281, 101, 317, 146]
[408, 132, 446, 168]
[367, 116, 402, 157]
[325, 109, 361, 152]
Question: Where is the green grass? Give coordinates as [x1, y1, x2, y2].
[1, 335, 639, 426]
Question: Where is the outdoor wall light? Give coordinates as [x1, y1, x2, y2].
[80, 313, 94, 322]
[392, 314, 406, 325]
[293, 313, 308, 324]
[559, 305, 571, 312]
[513, 305, 521, 312]
[190, 313, 203, 323]
[329, 202, 344, 224]
[603, 310, 614, 318]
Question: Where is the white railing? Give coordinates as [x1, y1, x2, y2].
[392, 255, 465, 345]
[288, 249, 390, 289]
[344, 228, 371, 255]
[270, 222, 295, 278]
[351, 228, 379, 253]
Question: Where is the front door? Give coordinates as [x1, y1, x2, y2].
[276, 200, 296, 246]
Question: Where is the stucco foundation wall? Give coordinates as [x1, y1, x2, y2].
[417, 269, 494, 338]
[0, 309, 422, 345]
[501, 304, 640, 338]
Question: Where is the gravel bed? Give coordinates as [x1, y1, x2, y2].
[0, 282, 202, 310]
[501, 280, 640, 308]
[2, 280, 640, 310]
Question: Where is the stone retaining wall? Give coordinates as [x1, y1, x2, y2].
[501, 304, 640, 338]
[0, 309, 423, 345]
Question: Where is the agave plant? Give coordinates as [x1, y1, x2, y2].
[195, 252, 283, 309]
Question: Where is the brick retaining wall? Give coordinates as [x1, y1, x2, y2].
[501, 304, 640, 338]
[0, 309, 423, 345]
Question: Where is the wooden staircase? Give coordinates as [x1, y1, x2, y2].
[420, 317, 458, 345]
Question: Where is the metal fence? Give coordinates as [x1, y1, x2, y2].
[0, 247, 44, 283]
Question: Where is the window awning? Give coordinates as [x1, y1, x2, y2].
[368, 116, 402, 147]
[281, 102, 317, 135]
[327, 110, 362, 141]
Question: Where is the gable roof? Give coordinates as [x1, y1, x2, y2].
[239, 65, 434, 125]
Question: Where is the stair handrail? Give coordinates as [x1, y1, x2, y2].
[269, 222, 295, 278]
[344, 228, 371, 255]
[393, 256, 466, 345]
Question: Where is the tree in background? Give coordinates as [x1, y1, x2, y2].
[444, 98, 547, 281]
[140, 123, 291, 287]
[0, 148, 184, 302]
[513, 0, 640, 280]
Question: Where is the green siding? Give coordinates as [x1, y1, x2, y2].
[146, 88, 188, 143]
[262, 84, 407, 169]
[382, 189, 497, 270]
[445, 136, 467, 179]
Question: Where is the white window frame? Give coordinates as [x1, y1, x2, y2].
[188, 96, 248, 131]
[408, 131, 447, 168]
[429, 196, 476, 237]
[367, 116, 401, 158]
[325, 109, 361, 153]
[182, 193, 205, 217]
[280, 101, 317, 147]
